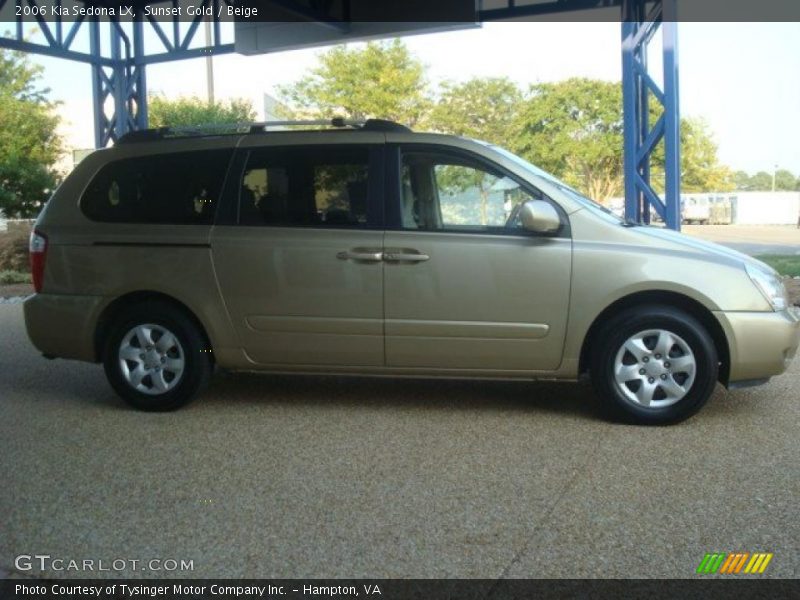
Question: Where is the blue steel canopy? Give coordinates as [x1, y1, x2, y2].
[0, 0, 681, 229]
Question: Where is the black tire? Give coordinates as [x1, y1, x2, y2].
[102, 301, 212, 411]
[589, 305, 718, 425]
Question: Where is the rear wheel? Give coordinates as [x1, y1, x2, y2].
[103, 301, 212, 411]
[590, 305, 718, 425]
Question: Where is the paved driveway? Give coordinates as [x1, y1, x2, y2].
[683, 224, 800, 255]
[1, 303, 798, 579]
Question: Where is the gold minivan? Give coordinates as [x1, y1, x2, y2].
[24, 119, 799, 424]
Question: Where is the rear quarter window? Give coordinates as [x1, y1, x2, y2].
[239, 145, 371, 228]
[81, 149, 233, 224]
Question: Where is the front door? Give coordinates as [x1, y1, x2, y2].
[211, 140, 385, 367]
[383, 146, 572, 372]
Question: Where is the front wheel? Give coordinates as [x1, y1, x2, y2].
[590, 305, 719, 425]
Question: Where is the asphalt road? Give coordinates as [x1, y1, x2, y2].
[683, 225, 800, 256]
[1, 303, 798, 579]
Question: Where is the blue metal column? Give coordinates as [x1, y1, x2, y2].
[622, 0, 682, 230]
[133, 18, 149, 130]
[89, 22, 148, 147]
[662, 19, 681, 230]
[109, 25, 128, 142]
[89, 22, 107, 149]
[622, 18, 641, 223]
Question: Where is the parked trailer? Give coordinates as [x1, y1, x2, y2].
[680, 192, 800, 226]
[681, 195, 733, 225]
[595, 192, 799, 226]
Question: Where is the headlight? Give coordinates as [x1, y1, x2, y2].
[745, 263, 789, 311]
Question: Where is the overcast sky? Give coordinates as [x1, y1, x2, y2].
[28, 21, 800, 176]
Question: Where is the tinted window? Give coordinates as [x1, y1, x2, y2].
[239, 146, 371, 227]
[82, 150, 233, 224]
[401, 151, 542, 233]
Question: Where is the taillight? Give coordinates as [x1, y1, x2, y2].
[29, 230, 48, 293]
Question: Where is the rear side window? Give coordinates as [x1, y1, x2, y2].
[81, 150, 233, 224]
[239, 146, 371, 227]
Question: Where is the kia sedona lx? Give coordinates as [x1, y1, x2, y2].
[24, 119, 800, 424]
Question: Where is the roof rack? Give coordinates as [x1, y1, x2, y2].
[115, 118, 411, 144]
[247, 117, 362, 132]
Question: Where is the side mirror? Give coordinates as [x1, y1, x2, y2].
[519, 200, 561, 233]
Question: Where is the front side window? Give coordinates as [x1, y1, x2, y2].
[400, 151, 542, 233]
[81, 150, 232, 224]
[239, 146, 371, 227]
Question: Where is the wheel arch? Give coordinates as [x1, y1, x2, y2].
[578, 290, 731, 385]
[93, 290, 213, 363]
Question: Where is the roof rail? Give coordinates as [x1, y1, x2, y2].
[116, 123, 249, 144]
[247, 117, 363, 132]
[247, 118, 411, 133]
[115, 117, 411, 144]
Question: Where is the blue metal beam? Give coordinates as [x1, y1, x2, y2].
[622, 0, 682, 230]
[662, 16, 681, 230]
[133, 43, 236, 66]
[0, 36, 113, 65]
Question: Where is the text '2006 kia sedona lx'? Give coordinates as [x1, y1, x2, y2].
[24, 118, 800, 424]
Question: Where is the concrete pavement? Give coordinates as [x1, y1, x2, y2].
[683, 224, 800, 255]
[1, 303, 798, 579]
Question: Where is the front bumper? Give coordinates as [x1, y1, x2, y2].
[24, 293, 105, 362]
[715, 307, 800, 384]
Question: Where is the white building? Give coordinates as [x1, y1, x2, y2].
[607, 192, 800, 225]
[728, 192, 800, 225]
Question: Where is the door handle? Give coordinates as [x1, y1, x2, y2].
[336, 249, 384, 262]
[383, 251, 430, 263]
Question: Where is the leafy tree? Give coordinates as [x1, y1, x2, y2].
[148, 95, 256, 128]
[277, 54, 739, 203]
[513, 79, 734, 201]
[0, 46, 62, 218]
[427, 77, 523, 145]
[277, 39, 429, 126]
[734, 168, 800, 191]
[676, 118, 734, 193]
[733, 170, 752, 190]
[747, 171, 776, 191]
[513, 78, 624, 203]
[774, 169, 797, 191]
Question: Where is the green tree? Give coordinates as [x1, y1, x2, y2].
[427, 77, 522, 145]
[675, 118, 734, 193]
[774, 169, 797, 191]
[276, 39, 429, 126]
[747, 171, 775, 191]
[148, 94, 256, 128]
[513, 78, 624, 203]
[0, 46, 62, 218]
[736, 169, 800, 191]
[514, 79, 734, 201]
[733, 170, 752, 190]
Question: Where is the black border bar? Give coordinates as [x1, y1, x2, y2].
[2, 579, 800, 600]
[1, 0, 800, 23]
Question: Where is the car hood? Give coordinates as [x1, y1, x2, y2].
[629, 225, 772, 271]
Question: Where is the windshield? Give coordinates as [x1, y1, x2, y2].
[479, 142, 626, 223]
